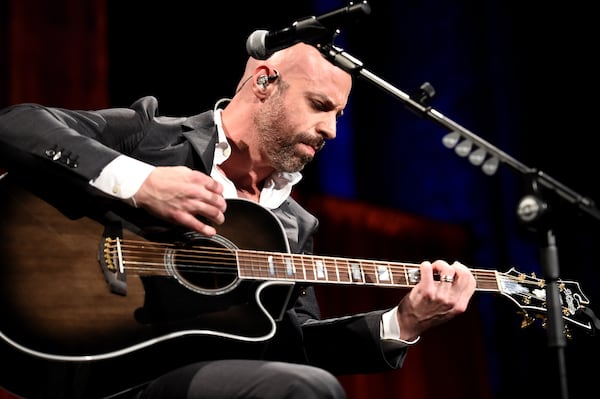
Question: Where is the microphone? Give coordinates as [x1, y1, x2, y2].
[246, 1, 371, 60]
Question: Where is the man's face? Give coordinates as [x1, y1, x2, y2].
[253, 53, 351, 173]
[253, 85, 324, 173]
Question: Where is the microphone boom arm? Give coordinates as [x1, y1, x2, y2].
[319, 43, 600, 221]
[318, 42, 600, 399]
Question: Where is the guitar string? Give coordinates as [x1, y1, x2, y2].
[108, 242, 549, 307]
[102, 239, 538, 290]
[107, 240, 510, 284]
[101, 240, 576, 323]
[103, 241, 567, 314]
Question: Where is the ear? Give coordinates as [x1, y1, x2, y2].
[253, 67, 280, 97]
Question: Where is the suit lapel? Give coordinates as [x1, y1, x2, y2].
[182, 111, 218, 173]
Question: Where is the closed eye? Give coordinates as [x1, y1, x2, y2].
[311, 98, 344, 120]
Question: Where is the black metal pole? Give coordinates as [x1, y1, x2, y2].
[319, 42, 600, 399]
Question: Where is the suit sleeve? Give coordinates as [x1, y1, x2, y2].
[0, 97, 157, 182]
[282, 199, 408, 374]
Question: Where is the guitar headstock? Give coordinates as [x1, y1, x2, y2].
[497, 267, 598, 337]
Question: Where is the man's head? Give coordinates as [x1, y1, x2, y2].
[227, 42, 352, 173]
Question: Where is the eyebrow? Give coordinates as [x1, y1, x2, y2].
[311, 93, 345, 118]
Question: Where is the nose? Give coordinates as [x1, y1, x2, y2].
[316, 116, 337, 141]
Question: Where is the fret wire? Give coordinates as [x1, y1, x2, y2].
[337, 259, 346, 282]
[361, 260, 367, 283]
[301, 254, 307, 281]
[370, 261, 379, 284]
[278, 253, 285, 278]
[226, 248, 502, 290]
[375, 262, 382, 284]
[251, 251, 259, 278]
[346, 260, 352, 282]
[372, 261, 381, 284]
[277, 253, 286, 278]
[317, 256, 327, 281]
[362, 260, 371, 283]
[394, 264, 404, 286]
[262, 251, 271, 279]
[349, 260, 362, 283]
[288, 254, 297, 279]
[386, 263, 396, 285]
[316, 256, 323, 281]
[271, 253, 279, 277]
[277, 253, 285, 279]
[121, 242, 508, 292]
[325, 256, 336, 281]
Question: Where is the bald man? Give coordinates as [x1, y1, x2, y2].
[0, 43, 475, 399]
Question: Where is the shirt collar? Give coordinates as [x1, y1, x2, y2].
[212, 103, 302, 209]
[213, 103, 231, 165]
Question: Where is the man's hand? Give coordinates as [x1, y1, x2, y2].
[132, 166, 226, 236]
[396, 260, 476, 341]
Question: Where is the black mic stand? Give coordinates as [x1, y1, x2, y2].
[317, 42, 600, 399]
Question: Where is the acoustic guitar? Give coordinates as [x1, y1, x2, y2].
[0, 173, 596, 398]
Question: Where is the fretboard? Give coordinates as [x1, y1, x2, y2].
[236, 249, 501, 292]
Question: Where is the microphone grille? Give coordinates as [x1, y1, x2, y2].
[246, 30, 269, 60]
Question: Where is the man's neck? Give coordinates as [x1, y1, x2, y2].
[217, 158, 271, 202]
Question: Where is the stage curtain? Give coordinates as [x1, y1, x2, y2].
[0, 0, 107, 109]
[0, 0, 107, 398]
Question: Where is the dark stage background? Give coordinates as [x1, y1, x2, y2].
[2, 1, 600, 398]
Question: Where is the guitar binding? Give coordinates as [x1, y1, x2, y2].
[576, 307, 600, 335]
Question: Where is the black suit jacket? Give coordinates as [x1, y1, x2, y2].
[0, 96, 407, 389]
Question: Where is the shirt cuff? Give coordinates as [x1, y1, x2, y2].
[90, 155, 155, 205]
[380, 306, 421, 346]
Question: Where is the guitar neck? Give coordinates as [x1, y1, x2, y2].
[108, 237, 502, 293]
[236, 249, 501, 292]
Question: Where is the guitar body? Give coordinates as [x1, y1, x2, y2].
[0, 178, 295, 398]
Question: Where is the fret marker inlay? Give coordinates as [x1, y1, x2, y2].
[316, 260, 325, 279]
[351, 263, 361, 281]
[285, 257, 294, 276]
[267, 255, 275, 275]
[378, 265, 390, 281]
[408, 268, 420, 284]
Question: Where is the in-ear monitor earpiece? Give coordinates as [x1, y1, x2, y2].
[257, 75, 269, 89]
[257, 69, 280, 89]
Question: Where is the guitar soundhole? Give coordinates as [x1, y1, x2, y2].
[168, 234, 240, 295]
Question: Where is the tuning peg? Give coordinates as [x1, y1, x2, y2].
[536, 314, 575, 339]
[519, 311, 535, 328]
[537, 314, 547, 329]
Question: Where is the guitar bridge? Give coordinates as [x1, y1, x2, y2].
[98, 222, 127, 295]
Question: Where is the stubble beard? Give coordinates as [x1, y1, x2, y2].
[254, 94, 313, 173]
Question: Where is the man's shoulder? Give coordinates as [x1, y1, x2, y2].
[280, 196, 319, 232]
[129, 96, 214, 128]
